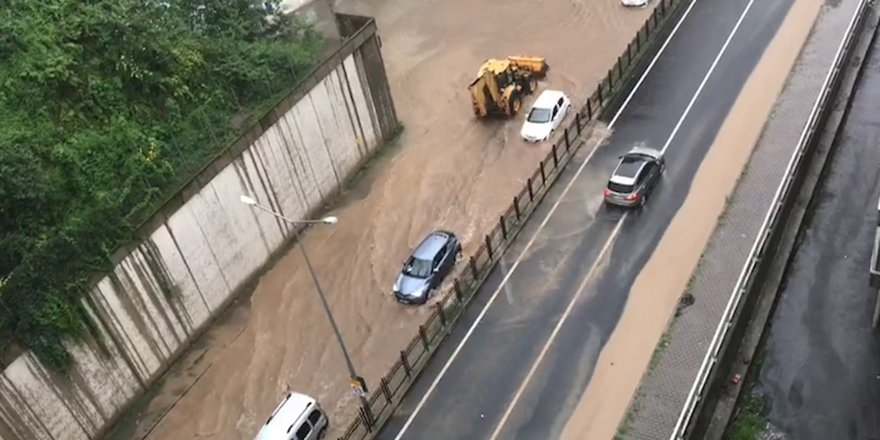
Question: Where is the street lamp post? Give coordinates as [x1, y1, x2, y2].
[240, 195, 373, 425]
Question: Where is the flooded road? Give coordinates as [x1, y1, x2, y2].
[753, 29, 880, 440]
[112, 0, 655, 438]
[376, 0, 800, 436]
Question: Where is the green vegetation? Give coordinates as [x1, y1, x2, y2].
[0, 0, 322, 371]
[648, 329, 672, 370]
[726, 393, 768, 440]
[614, 400, 639, 440]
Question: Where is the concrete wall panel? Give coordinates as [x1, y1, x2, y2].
[146, 227, 212, 331]
[165, 205, 230, 314]
[343, 55, 378, 151]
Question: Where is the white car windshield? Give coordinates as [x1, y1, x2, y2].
[527, 107, 552, 123]
[403, 258, 433, 278]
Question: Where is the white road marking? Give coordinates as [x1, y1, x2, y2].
[608, 0, 703, 128]
[487, 215, 627, 440]
[392, 115, 607, 440]
[659, 0, 757, 156]
[498, 257, 517, 305]
[487, 0, 758, 436]
[392, 0, 722, 436]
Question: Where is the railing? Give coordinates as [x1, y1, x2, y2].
[335, 0, 692, 437]
[668, 0, 872, 437]
[868, 192, 880, 290]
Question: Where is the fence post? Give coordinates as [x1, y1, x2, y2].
[419, 325, 430, 351]
[527, 177, 534, 201]
[469, 256, 478, 279]
[564, 129, 571, 151]
[540, 160, 546, 185]
[454, 279, 464, 302]
[587, 99, 593, 119]
[575, 112, 582, 134]
[400, 350, 412, 377]
[627, 41, 633, 63]
[661, 0, 666, 14]
[381, 377, 393, 403]
[435, 302, 447, 327]
[360, 408, 372, 432]
[597, 83, 604, 105]
[617, 56, 624, 79]
[513, 196, 521, 220]
[608, 68, 614, 90]
[500, 215, 508, 239]
[552, 144, 559, 168]
[485, 235, 494, 260]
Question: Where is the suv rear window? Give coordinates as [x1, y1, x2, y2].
[608, 182, 633, 194]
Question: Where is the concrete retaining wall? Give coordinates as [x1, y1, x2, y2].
[0, 14, 397, 440]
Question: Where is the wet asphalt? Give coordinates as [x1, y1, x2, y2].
[376, 0, 796, 437]
[754, 30, 880, 440]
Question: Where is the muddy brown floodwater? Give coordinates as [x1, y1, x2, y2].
[114, 0, 654, 439]
[558, 0, 822, 438]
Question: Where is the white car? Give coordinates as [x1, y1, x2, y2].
[520, 90, 571, 143]
[621, 0, 649, 7]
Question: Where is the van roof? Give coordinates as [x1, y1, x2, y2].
[254, 392, 316, 440]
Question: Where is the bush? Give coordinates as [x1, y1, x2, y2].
[0, 0, 322, 371]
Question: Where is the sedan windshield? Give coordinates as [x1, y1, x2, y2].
[403, 258, 433, 278]
[527, 107, 552, 123]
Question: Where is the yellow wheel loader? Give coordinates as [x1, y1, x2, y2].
[468, 56, 549, 118]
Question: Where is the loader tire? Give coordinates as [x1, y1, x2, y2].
[509, 93, 522, 115]
[528, 76, 538, 94]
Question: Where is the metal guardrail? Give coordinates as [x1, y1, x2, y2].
[869, 198, 880, 325]
[335, 0, 692, 437]
[868, 194, 880, 289]
[668, 0, 872, 437]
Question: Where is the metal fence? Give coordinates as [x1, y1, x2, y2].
[668, 0, 872, 438]
[336, 0, 689, 438]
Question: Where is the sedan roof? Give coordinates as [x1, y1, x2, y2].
[533, 90, 566, 109]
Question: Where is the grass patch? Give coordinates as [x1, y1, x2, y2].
[614, 400, 639, 440]
[726, 350, 768, 440]
[649, 329, 672, 370]
[726, 392, 768, 440]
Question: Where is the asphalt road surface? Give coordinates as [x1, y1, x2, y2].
[377, 0, 796, 437]
[754, 32, 880, 440]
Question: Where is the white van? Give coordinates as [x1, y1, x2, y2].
[254, 392, 329, 440]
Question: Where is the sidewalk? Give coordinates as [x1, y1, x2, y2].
[624, 0, 865, 437]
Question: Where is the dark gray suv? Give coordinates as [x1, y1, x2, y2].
[603, 146, 665, 208]
[393, 231, 462, 304]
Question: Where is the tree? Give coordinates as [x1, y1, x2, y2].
[0, 0, 322, 370]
